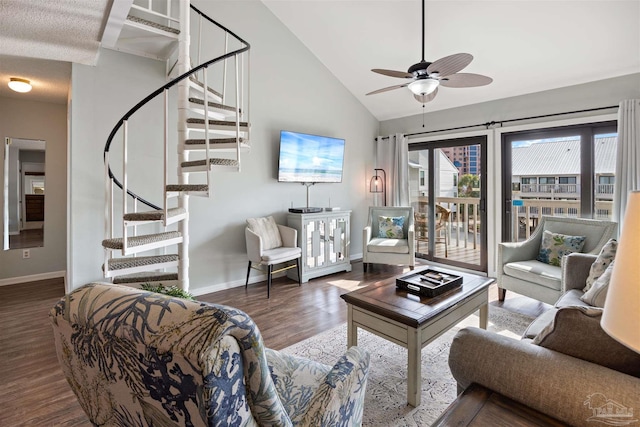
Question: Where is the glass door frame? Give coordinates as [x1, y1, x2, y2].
[409, 135, 488, 272]
[500, 121, 617, 241]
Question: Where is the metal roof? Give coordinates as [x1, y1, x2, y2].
[512, 137, 616, 176]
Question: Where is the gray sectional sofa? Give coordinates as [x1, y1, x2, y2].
[449, 253, 640, 426]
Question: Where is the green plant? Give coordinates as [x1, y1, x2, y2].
[140, 283, 195, 300]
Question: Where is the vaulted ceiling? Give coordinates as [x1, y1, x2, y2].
[0, 0, 638, 117]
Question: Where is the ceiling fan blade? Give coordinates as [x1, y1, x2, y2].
[439, 73, 493, 88]
[427, 53, 473, 77]
[413, 87, 438, 103]
[372, 69, 413, 79]
[366, 83, 409, 95]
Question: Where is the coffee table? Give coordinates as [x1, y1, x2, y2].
[340, 266, 494, 407]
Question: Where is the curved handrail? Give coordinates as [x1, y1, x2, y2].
[104, 4, 250, 210]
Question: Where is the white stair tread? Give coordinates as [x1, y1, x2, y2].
[181, 158, 238, 168]
[188, 97, 238, 113]
[102, 231, 182, 250]
[186, 118, 249, 127]
[123, 207, 186, 222]
[113, 271, 178, 284]
[166, 184, 209, 192]
[126, 15, 179, 35]
[189, 76, 222, 99]
[105, 254, 179, 271]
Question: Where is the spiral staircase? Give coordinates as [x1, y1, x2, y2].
[101, 0, 250, 292]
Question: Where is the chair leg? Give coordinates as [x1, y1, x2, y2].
[498, 287, 506, 302]
[363, 262, 368, 272]
[267, 264, 273, 298]
[296, 258, 301, 286]
[245, 261, 252, 288]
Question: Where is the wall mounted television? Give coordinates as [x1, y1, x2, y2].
[277, 130, 345, 183]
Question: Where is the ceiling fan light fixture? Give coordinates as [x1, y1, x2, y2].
[408, 78, 439, 96]
[8, 77, 32, 93]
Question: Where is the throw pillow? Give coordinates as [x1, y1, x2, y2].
[246, 216, 282, 250]
[537, 230, 586, 267]
[580, 262, 614, 307]
[378, 216, 405, 239]
[584, 238, 618, 292]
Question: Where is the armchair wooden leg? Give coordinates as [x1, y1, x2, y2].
[267, 265, 273, 298]
[296, 258, 301, 286]
[498, 287, 506, 302]
[363, 262, 368, 272]
[245, 261, 252, 288]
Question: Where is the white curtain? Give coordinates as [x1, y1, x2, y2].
[375, 133, 409, 206]
[613, 99, 640, 228]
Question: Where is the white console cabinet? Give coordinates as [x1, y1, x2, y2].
[287, 210, 351, 283]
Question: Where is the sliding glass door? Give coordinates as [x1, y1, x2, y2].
[501, 122, 617, 242]
[409, 136, 487, 272]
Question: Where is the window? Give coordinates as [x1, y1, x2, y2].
[558, 177, 577, 184]
[502, 121, 617, 241]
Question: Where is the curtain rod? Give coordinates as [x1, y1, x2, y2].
[376, 105, 618, 141]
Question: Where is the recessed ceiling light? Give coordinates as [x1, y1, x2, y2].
[8, 78, 32, 93]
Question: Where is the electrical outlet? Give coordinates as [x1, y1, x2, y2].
[22, 249, 30, 259]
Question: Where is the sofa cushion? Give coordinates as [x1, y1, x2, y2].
[532, 306, 640, 378]
[555, 289, 590, 308]
[522, 307, 558, 340]
[503, 260, 562, 290]
[537, 230, 586, 267]
[378, 216, 405, 239]
[580, 263, 614, 308]
[367, 237, 409, 254]
[584, 238, 617, 292]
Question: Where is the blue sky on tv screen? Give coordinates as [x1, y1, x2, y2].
[279, 131, 345, 182]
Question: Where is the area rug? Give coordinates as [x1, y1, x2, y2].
[282, 304, 534, 426]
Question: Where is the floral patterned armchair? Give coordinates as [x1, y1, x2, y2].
[50, 283, 370, 426]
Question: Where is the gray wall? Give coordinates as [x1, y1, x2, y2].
[0, 97, 67, 280]
[381, 73, 640, 136]
[68, 1, 379, 292]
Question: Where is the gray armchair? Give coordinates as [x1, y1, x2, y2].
[497, 216, 617, 305]
[363, 206, 415, 272]
[245, 216, 302, 298]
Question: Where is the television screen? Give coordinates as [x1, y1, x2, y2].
[278, 130, 345, 183]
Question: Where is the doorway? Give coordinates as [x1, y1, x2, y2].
[409, 136, 487, 272]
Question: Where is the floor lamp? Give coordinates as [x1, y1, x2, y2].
[370, 168, 386, 206]
[601, 190, 640, 353]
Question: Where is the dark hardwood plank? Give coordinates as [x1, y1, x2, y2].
[0, 261, 547, 425]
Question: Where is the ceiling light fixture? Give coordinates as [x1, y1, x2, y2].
[408, 78, 439, 96]
[8, 78, 32, 93]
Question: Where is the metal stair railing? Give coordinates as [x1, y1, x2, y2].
[103, 3, 250, 283]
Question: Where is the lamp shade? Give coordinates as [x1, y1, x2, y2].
[8, 77, 32, 93]
[601, 191, 640, 353]
[408, 78, 439, 96]
[370, 175, 383, 193]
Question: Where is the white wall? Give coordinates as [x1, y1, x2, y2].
[0, 97, 67, 281]
[69, 1, 379, 292]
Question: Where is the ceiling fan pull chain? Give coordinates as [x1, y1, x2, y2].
[422, 103, 426, 128]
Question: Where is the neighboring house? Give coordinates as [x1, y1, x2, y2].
[511, 137, 616, 201]
[409, 150, 459, 199]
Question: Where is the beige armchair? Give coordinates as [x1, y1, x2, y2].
[363, 206, 415, 272]
[497, 216, 617, 305]
[245, 216, 302, 298]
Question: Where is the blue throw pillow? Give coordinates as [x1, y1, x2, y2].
[378, 216, 405, 239]
[537, 230, 586, 267]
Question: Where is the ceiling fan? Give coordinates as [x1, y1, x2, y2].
[366, 0, 492, 104]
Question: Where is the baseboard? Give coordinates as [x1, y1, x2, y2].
[0, 270, 66, 287]
[191, 273, 276, 296]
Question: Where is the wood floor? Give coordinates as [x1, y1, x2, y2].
[0, 260, 548, 426]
